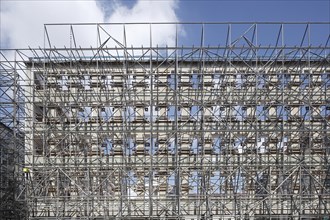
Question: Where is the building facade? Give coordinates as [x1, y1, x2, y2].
[2, 22, 330, 219]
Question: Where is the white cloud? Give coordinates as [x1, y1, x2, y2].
[0, 0, 181, 50]
[1, 1, 103, 49]
[106, 0, 180, 47]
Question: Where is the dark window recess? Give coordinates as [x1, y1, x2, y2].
[145, 107, 149, 111]
[35, 106, 44, 122]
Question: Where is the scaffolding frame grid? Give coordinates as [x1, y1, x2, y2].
[0, 22, 330, 219]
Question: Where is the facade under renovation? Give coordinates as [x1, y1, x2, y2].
[1, 22, 330, 219]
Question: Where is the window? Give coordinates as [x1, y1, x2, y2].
[34, 104, 44, 122]
[78, 106, 92, 122]
[81, 74, 91, 90]
[234, 136, 246, 154]
[125, 137, 135, 156]
[127, 170, 137, 186]
[123, 106, 135, 122]
[101, 106, 113, 121]
[190, 105, 201, 121]
[145, 137, 158, 155]
[321, 105, 330, 117]
[256, 105, 268, 121]
[126, 75, 135, 89]
[257, 74, 268, 89]
[212, 106, 226, 120]
[277, 105, 290, 120]
[191, 71, 201, 89]
[300, 106, 311, 120]
[233, 106, 247, 121]
[168, 138, 176, 154]
[210, 171, 224, 194]
[144, 106, 159, 122]
[235, 74, 246, 88]
[277, 136, 288, 151]
[213, 72, 224, 89]
[189, 171, 199, 194]
[234, 169, 244, 193]
[127, 171, 137, 198]
[321, 72, 330, 88]
[102, 138, 112, 155]
[168, 173, 176, 195]
[104, 75, 112, 88]
[256, 171, 268, 195]
[213, 136, 222, 154]
[300, 73, 310, 89]
[144, 73, 156, 90]
[63, 105, 72, 118]
[257, 137, 267, 154]
[300, 136, 310, 149]
[34, 71, 45, 89]
[167, 71, 180, 90]
[278, 73, 290, 88]
[144, 176, 151, 197]
[191, 138, 201, 154]
[60, 74, 68, 91]
[167, 105, 181, 121]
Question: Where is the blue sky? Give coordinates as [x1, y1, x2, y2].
[98, 0, 329, 22]
[0, 0, 329, 49]
[177, 0, 329, 22]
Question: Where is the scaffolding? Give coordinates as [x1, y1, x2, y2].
[1, 22, 330, 219]
[0, 55, 26, 218]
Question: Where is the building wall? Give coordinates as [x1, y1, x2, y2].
[24, 60, 330, 219]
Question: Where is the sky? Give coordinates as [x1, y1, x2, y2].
[0, 0, 329, 50]
[178, 0, 329, 22]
